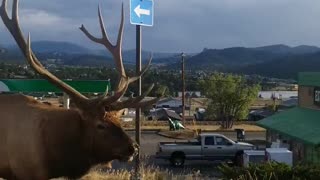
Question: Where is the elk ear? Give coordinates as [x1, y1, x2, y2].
[104, 161, 113, 169]
[115, 109, 125, 117]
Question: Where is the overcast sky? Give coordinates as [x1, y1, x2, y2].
[0, 0, 320, 53]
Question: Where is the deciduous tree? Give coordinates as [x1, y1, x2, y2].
[199, 73, 260, 128]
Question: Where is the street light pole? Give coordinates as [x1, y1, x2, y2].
[181, 52, 186, 125]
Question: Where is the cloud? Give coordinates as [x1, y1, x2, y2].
[1, 0, 320, 53]
[20, 9, 73, 30]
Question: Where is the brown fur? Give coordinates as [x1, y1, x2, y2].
[0, 94, 136, 180]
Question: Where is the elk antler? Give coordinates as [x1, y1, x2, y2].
[80, 4, 161, 110]
[0, 0, 88, 105]
[110, 83, 164, 110]
[0, 0, 162, 110]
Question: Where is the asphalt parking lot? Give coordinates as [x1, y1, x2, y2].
[127, 131, 266, 155]
[110, 130, 266, 178]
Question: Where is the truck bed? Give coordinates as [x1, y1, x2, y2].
[159, 141, 201, 146]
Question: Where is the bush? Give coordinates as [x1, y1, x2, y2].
[218, 161, 320, 180]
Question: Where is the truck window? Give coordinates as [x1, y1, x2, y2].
[216, 136, 231, 145]
[204, 136, 215, 145]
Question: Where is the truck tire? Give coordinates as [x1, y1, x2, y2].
[170, 152, 185, 167]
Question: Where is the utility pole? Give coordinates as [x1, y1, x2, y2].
[181, 52, 186, 125]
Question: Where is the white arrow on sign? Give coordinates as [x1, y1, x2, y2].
[134, 5, 150, 18]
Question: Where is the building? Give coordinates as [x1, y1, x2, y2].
[155, 97, 190, 114]
[154, 97, 208, 120]
[178, 91, 201, 98]
[148, 108, 182, 121]
[257, 72, 320, 165]
[258, 91, 298, 99]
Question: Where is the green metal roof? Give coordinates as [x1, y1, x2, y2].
[299, 72, 320, 87]
[0, 79, 110, 93]
[256, 107, 320, 145]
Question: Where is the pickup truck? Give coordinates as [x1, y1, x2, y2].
[155, 133, 255, 166]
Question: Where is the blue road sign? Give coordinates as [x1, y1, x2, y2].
[130, 0, 154, 26]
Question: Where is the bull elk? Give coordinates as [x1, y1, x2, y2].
[0, 0, 161, 179]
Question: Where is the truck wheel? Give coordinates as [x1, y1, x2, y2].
[170, 153, 185, 167]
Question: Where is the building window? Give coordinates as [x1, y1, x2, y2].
[314, 87, 320, 106]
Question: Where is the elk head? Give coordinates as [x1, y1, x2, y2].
[0, 0, 161, 164]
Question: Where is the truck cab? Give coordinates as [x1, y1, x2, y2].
[200, 133, 254, 161]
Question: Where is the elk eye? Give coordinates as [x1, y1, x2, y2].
[97, 123, 107, 130]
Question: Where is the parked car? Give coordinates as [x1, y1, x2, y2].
[155, 133, 255, 166]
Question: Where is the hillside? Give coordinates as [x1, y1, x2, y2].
[0, 47, 6, 53]
[2, 41, 320, 80]
[167, 47, 283, 71]
[5, 41, 91, 55]
[66, 54, 114, 67]
[255, 44, 320, 55]
[166, 45, 320, 74]
[236, 52, 320, 79]
[0, 41, 179, 65]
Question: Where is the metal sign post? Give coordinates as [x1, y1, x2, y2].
[134, 24, 142, 180]
[130, 0, 154, 179]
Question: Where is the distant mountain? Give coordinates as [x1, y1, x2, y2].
[1, 41, 94, 63]
[167, 45, 320, 71]
[254, 44, 293, 54]
[86, 45, 179, 59]
[2, 41, 320, 80]
[0, 41, 181, 65]
[255, 44, 320, 55]
[110, 49, 179, 64]
[5, 41, 91, 55]
[0, 47, 6, 54]
[292, 45, 320, 54]
[236, 52, 320, 79]
[0, 45, 23, 62]
[168, 47, 280, 71]
[66, 54, 114, 66]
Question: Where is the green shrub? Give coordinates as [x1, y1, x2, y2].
[218, 161, 320, 180]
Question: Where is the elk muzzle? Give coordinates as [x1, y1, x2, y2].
[119, 142, 139, 162]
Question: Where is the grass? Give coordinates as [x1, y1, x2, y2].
[54, 162, 209, 180]
[81, 165, 210, 180]
[123, 121, 266, 132]
[80, 170, 204, 180]
[2, 163, 214, 180]
[51, 155, 213, 179]
[82, 167, 173, 180]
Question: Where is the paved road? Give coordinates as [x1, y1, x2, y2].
[127, 131, 265, 155]
[109, 131, 266, 178]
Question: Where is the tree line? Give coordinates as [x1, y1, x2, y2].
[1, 63, 263, 129]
